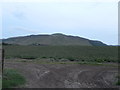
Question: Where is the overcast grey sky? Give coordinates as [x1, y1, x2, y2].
[1, 0, 118, 45]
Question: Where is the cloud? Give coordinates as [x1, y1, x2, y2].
[12, 26, 40, 33]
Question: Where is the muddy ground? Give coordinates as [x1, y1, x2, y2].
[4, 59, 119, 88]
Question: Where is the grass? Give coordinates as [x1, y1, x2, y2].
[116, 75, 120, 85]
[2, 68, 26, 88]
[3, 45, 118, 63]
[116, 80, 120, 85]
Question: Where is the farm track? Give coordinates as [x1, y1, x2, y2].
[4, 61, 118, 88]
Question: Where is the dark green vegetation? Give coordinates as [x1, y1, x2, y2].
[2, 33, 107, 46]
[3, 45, 118, 63]
[116, 80, 120, 85]
[116, 75, 120, 85]
[3, 69, 26, 88]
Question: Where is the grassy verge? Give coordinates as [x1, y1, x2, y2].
[2, 68, 26, 88]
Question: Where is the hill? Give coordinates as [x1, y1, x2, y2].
[2, 33, 107, 46]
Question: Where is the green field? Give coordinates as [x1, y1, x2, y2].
[3, 45, 118, 63]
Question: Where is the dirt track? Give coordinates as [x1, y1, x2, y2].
[4, 61, 118, 88]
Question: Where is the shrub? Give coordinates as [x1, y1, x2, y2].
[41, 56, 47, 58]
[21, 56, 36, 59]
[67, 57, 75, 61]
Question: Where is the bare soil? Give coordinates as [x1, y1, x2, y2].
[4, 60, 118, 88]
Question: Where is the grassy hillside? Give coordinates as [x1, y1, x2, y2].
[3, 45, 118, 63]
[3, 33, 107, 46]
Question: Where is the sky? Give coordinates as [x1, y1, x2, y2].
[1, 0, 119, 45]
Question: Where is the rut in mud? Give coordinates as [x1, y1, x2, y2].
[4, 61, 118, 88]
